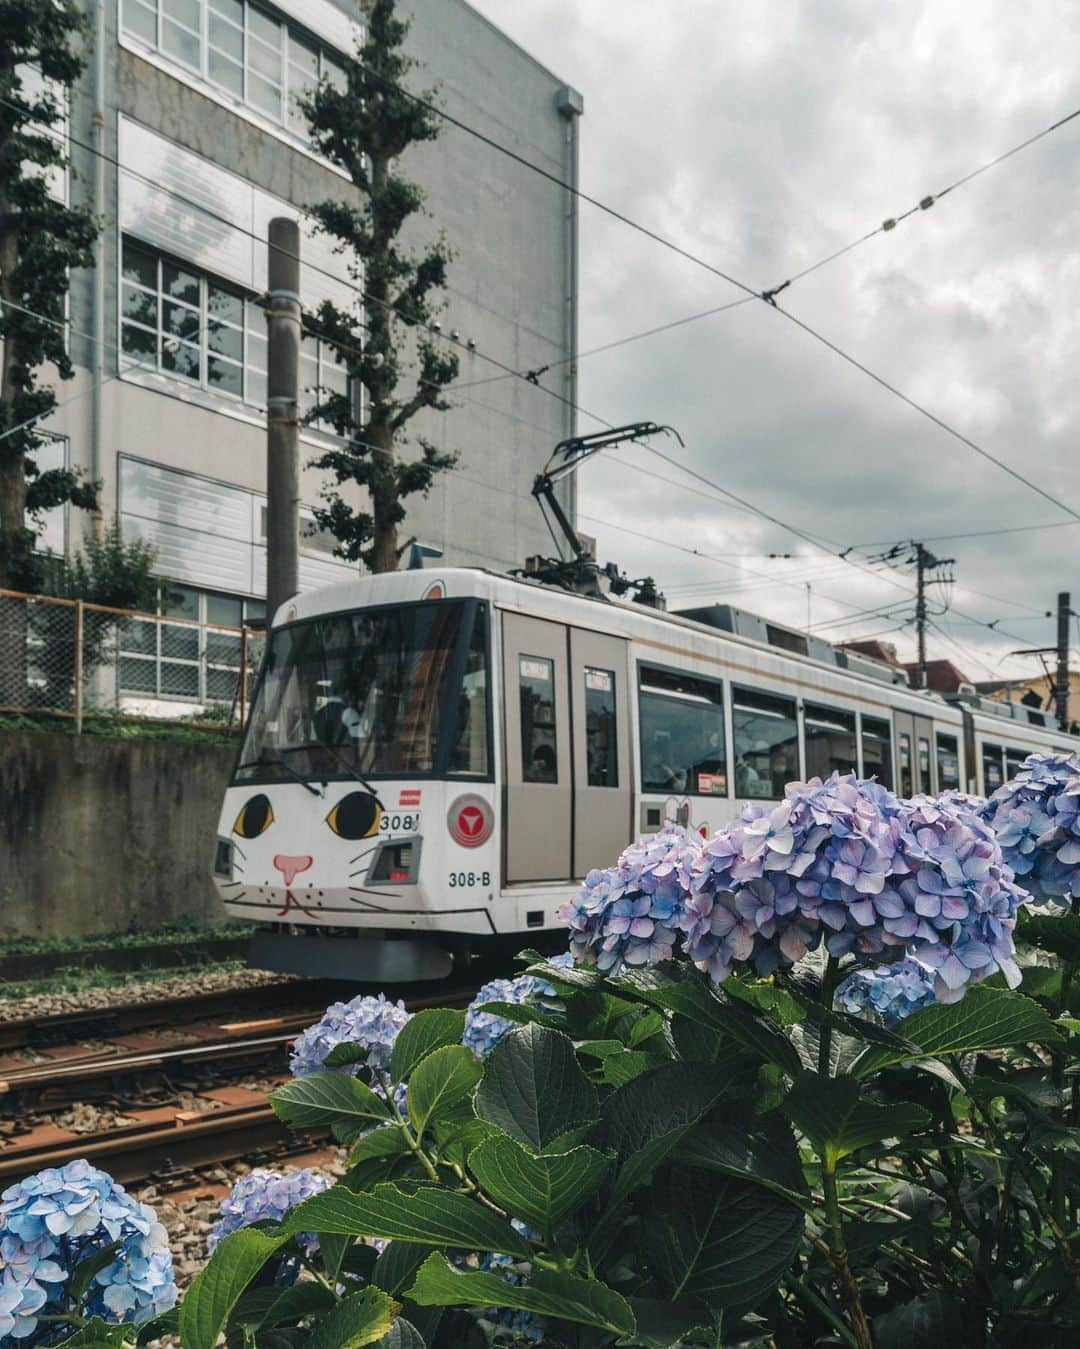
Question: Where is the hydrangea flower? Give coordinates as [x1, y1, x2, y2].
[462, 956, 570, 1058]
[290, 993, 411, 1078]
[0, 1160, 176, 1341]
[207, 1167, 329, 1280]
[459, 1221, 543, 1343]
[835, 958, 938, 1023]
[981, 752, 1080, 904]
[558, 826, 702, 975]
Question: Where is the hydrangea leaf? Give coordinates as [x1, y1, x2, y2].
[678, 1108, 811, 1209]
[68, 1240, 122, 1310]
[602, 1049, 667, 1086]
[872, 1291, 968, 1349]
[371, 1319, 427, 1349]
[389, 1009, 466, 1081]
[179, 1226, 290, 1349]
[349, 1126, 414, 1167]
[601, 1061, 733, 1211]
[54, 1321, 134, 1347]
[620, 1298, 711, 1348]
[852, 986, 1061, 1077]
[474, 1023, 598, 1153]
[135, 1309, 180, 1345]
[304, 1287, 399, 1349]
[575, 1038, 627, 1059]
[324, 1041, 371, 1067]
[270, 1071, 393, 1133]
[470, 999, 563, 1030]
[230, 1282, 337, 1332]
[525, 956, 605, 991]
[645, 1174, 803, 1308]
[373, 1241, 437, 1296]
[1020, 912, 1080, 964]
[432, 1116, 501, 1169]
[406, 1253, 636, 1335]
[469, 1135, 612, 1231]
[784, 1073, 932, 1164]
[279, 1182, 529, 1255]
[406, 1044, 483, 1138]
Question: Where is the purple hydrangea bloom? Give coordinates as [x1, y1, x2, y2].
[207, 1168, 330, 1263]
[0, 1160, 176, 1340]
[462, 957, 569, 1058]
[290, 993, 411, 1078]
[557, 826, 702, 975]
[836, 958, 938, 1023]
[981, 752, 1080, 904]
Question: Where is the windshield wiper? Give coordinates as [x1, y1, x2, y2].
[236, 753, 324, 797]
[280, 743, 382, 805]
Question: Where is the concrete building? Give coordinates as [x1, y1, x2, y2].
[977, 673, 1080, 732]
[37, 0, 581, 704]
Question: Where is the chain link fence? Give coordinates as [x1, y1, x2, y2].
[0, 589, 264, 733]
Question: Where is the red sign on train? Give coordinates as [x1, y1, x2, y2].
[448, 794, 494, 848]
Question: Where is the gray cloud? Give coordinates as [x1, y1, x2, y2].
[465, 0, 1080, 681]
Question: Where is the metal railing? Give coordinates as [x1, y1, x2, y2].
[0, 588, 264, 733]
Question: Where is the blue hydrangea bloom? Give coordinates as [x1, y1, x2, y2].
[290, 993, 411, 1078]
[461, 1221, 543, 1342]
[463, 966, 562, 1058]
[0, 1160, 175, 1342]
[207, 1168, 329, 1263]
[981, 752, 1080, 904]
[557, 825, 702, 975]
[835, 958, 938, 1023]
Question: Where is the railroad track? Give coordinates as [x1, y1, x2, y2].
[0, 981, 480, 1184]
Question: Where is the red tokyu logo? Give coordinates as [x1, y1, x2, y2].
[448, 794, 494, 848]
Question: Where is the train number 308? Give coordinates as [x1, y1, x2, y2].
[448, 871, 492, 888]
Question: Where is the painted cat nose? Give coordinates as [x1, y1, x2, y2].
[273, 854, 313, 887]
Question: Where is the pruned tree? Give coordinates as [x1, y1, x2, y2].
[302, 0, 458, 574]
[0, 0, 99, 593]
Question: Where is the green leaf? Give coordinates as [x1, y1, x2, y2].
[469, 1134, 611, 1232]
[601, 1061, 731, 1208]
[324, 1041, 371, 1068]
[575, 1038, 627, 1059]
[602, 1049, 665, 1086]
[620, 1298, 710, 1348]
[271, 1072, 392, 1135]
[525, 957, 604, 991]
[679, 1108, 810, 1208]
[349, 1126, 414, 1167]
[406, 1044, 482, 1138]
[68, 1241, 122, 1310]
[406, 1253, 636, 1336]
[784, 1073, 931, 1165]
[646, 1174, 803, 1308]
[234, 1282, 336, 1331]
[390, 1008, 467, 1081]
[304, 1287, 398, 1349]
[627, 1009, 667, 1047]
[873, 1292, 967, 1349]
[474, 1023, 598, 1153]
[1020, 911, 1080, 964]
[853, 986, 1061, 1076]
[374, 1241, 436, 1296]
[432, 1116, 500, 1169]
[179, 1226, 288, 1349]
[371, 1319, 427, 1349]
[55, 1321, 134, 1348]
[136, 1309, 180, 1345]
[281, 1182, 528, 1255]
[476, 1000, 564, 1031]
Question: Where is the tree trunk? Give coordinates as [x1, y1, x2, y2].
[367, 419, 399, 573]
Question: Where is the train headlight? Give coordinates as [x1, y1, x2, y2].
[326, 790, 382, 839]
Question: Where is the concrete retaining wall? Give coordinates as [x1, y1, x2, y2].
[0, 730, 234, 938]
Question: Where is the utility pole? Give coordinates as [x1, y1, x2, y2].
[1056, 591, 1071, 730]
[266, 217, 301, 623]
[913, 542, 955, 690]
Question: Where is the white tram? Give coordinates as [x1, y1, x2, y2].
[211, 567, 1077, 981]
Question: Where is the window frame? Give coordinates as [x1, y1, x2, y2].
[519, 652, 559, 784]
[860, 713, 893, 790]
[935, 731, 961, 791]
[583, 665, 619, 789]
[731, 683, 798, 801]
[636, 661, 729, 799]
[981, 740, 1005, 794]
[803, 701, 858, 781]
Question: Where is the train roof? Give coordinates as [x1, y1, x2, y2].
[278, 566, 1075, 746]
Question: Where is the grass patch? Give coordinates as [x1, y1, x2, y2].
[0, 958, 251, 1003]
[0, 710, 239, 744]
[0, 917, 254, 959]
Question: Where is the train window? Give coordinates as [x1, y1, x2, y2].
[639, 666, 727, 796]
[898, 732, 912, 796]
[732, 687, 798, 799]
[449, 605, 489, 777]
[520, 655, 558, 783]
[917, 737, 931, 794]
[936, 733, 960, 790]
[235, 600, 490, 781]
[982, 742, 1005, 794]
[861, 716, 893, 789]
[1005, 747, 1028, 780]
[584, 667, 618, 787]
[804, 703, 857, 780]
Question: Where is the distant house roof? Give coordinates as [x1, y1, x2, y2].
[899, 658, 971, 693]
[837, 639, 902, 667]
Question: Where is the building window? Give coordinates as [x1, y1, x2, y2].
[584, 668, 618, 788]
[861, 715, 892, 790]
[520, 655, 557, 783]
[639, 666, 726, 796]
[300, 333, 348, 432]
[121, 0, 346, 144]
[119, 584, 265, 703]
[936, 733, 960, 791]
[732, 686, 797, 800]
[804, 703, 857, 780]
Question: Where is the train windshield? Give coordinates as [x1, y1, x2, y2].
[236, 600, 489, 781]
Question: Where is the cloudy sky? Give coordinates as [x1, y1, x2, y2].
[466, 0, 1080, 687]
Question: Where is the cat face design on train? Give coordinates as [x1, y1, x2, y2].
[225, 788, 383, 918]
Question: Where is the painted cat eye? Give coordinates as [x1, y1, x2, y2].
[326, 791, 381, 840]
[233, 793, 274, 839]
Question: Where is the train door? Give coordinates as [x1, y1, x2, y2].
[570, 628, 631, 876]
[502, 613, 572, 881]
[894, 711, 934, 795]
